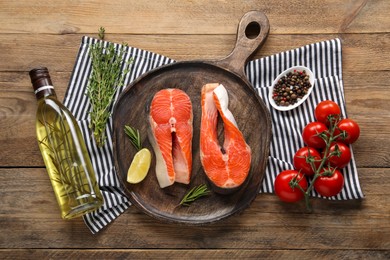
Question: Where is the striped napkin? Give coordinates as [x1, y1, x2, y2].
[64, 36, 363, 233]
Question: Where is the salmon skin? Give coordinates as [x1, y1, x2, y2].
[149, 88, 193, 188]
[200, 83, 251, 192]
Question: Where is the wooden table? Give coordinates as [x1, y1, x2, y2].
[1, 0, 389, 258]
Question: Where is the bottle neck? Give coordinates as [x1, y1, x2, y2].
[29, 67, 57, 100]
[34, 84, 57, 100]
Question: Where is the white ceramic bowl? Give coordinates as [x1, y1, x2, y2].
[268, 66, 315, 111]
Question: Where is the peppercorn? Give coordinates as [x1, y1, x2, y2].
[272, 70, 312, 107]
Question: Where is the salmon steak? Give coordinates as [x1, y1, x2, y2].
[200, 83, 251, 191]
[149, 88, 193, 188]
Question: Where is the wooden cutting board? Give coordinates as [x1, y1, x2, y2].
[112, 11, 272, 224]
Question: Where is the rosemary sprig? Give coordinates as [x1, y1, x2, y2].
[98, 26, 105, 40]
[124, 125, 142, 151]
[86, 27, 132, 147]
[38, 118, 90, 197]
[179, 184, 211, 206]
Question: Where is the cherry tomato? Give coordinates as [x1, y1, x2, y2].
[274, 170, 308, 203]
[335, 118, 360, 144]
[314, 167, 344, 197]
[302, 122, 328, 149]
[293, 147, 321, 176]
[315, 100, 341, 125]
[326, 142, 352, 168]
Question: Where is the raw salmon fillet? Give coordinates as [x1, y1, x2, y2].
[149, 88, 193, 188]
[200, 83, 251, 190]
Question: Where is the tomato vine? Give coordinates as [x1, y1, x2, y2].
[274, 100, 360, 211]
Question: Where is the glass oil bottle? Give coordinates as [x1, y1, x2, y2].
[30, 67, 103, 219]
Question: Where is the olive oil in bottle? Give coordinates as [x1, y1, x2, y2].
[30, 67, 103, 220]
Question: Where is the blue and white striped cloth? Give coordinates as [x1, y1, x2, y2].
[64, 36, 363, 233]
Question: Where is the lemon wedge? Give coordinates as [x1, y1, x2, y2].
[127, 148, 151, 184]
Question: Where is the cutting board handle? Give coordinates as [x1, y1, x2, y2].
[214, 11, 270, 80]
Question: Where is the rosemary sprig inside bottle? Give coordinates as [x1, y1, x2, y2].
[179, 184, 211, 206]
[86, 27, 132, 147]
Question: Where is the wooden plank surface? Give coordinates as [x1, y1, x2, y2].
[0, 249, 389, 259]
[1, 34, 389, 72]
[0, 0, 389, 34]
[0, 0, 389, 258]
[0, 168, 389, 250]
[0, 249, 388, 259]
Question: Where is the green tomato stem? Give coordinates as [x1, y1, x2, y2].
[300, 114, 341, 211]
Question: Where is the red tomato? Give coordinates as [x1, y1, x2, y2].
[293, 147, 321, 176]
[315, 100, 341, 125]
[335, 118, 360, 144]
[314, 167, 344, 197]
[302, 122, 328, 149]
[326, 142, 352, 168]
[274, 170, 308, 203]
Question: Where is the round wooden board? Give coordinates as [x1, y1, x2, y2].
[112, 61, 271, 224]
